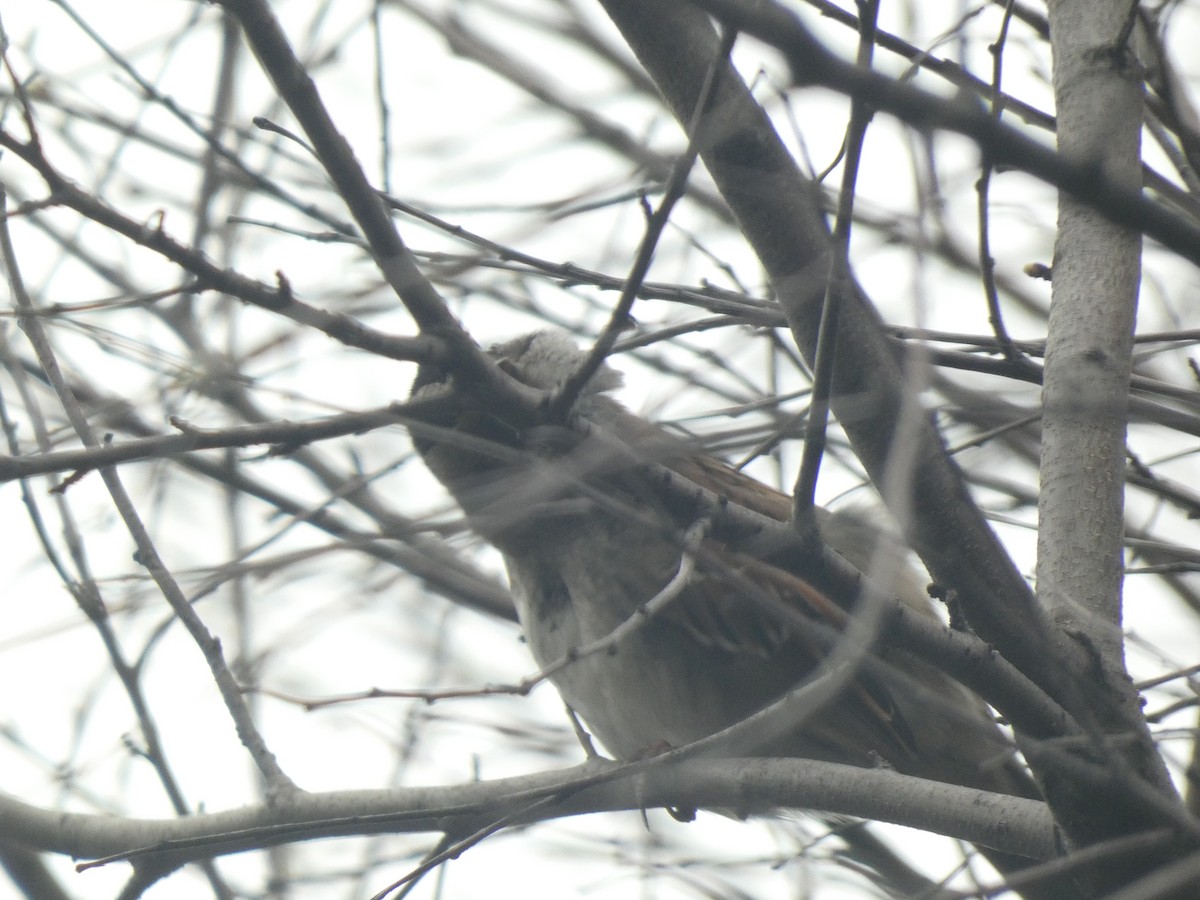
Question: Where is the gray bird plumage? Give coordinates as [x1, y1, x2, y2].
[411, 330, 1070, 895]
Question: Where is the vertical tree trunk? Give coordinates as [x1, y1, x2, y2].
[1037, 0, 1180, 888]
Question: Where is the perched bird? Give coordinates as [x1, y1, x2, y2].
[411, 329, 1061, 894]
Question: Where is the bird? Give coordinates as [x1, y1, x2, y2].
[410, 329, 1065, 895]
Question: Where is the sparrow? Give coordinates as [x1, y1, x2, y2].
[410, 329, 1059, 891]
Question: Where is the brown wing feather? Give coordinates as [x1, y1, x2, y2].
[590, 413, 933, 764]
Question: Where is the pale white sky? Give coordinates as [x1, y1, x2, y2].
[2, 2, 1200, 898]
